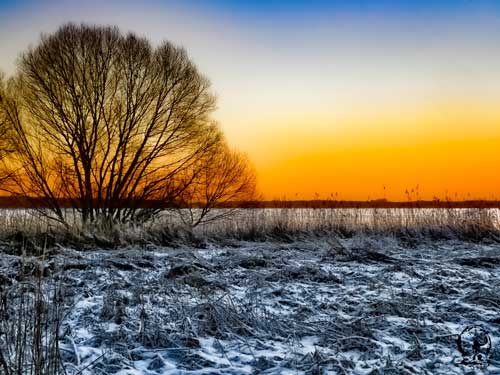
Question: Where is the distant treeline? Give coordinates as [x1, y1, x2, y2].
[1, 196, 500, 209]
[251, 200, 500, 209]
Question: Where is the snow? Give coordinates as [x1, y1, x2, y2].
[1, 234, 500, 374]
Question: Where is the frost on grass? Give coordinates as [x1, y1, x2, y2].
[0, 236, 500, 374]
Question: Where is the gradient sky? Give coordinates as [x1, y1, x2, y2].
[2, 0, 500, 200]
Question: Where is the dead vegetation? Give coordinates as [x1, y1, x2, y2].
[0, 264, 66, 374]
[0, 234, 499, 374]
[0, 207, 497, 254]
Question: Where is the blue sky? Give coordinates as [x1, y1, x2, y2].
[2, 0, 499, 16]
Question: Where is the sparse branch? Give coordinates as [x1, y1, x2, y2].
[177, 138, 257, 228]
[0, 23, 257, 227]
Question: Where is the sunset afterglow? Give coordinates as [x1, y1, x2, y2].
[2, 0, 500, 200]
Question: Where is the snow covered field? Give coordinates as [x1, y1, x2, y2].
[1, 234, 499, 374]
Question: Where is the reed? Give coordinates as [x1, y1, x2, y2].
[0, 207, 497, 250]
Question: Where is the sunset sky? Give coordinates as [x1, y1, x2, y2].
[1, 0, 500, 200]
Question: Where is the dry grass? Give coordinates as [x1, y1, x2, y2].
[202, 207, 500, 242]
[0, 259, 65, 374]
[1, 226, 499, 373]
[0, 207, 497, 252]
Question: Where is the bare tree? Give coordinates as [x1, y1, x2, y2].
[0, 24, 254, 226]
[0, 72, 15, 188]
[176, 138, 257, 228]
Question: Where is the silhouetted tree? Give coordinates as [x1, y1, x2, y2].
[0, 72, 15, 187]
[177, 139, 257, 227]
[0, 24, 255, 225]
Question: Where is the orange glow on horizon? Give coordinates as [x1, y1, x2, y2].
[223, 100, 500, 201]
[3, 1, 500, 201]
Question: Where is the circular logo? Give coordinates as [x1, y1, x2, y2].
[456, 325, 491, 367]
